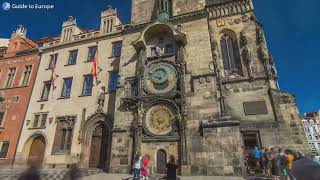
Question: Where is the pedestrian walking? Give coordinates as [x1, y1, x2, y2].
[18, 165, 41, 180]
[68, 164, 81, 180]
[285, 149, 296, 180]
[166, 155, 177, 180]
[133, 151, 142, 180]
[252, 146, 262, 172]
[141, 154, 150, 180]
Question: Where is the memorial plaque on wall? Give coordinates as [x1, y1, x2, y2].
[243, 101, 268, 115]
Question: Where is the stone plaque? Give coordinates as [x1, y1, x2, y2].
[243, 101, 268, 115]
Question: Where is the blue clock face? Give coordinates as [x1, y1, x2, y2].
[144, 63, 177, 94]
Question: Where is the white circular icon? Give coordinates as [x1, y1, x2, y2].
[2, 2, 11, 10]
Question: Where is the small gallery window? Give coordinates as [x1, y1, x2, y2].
[32, 113, 48, 128]
[165, 44, 174, 54]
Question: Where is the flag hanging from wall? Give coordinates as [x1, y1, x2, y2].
[91, 48, 101, 85]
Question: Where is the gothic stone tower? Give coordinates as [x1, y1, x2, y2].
[109, 0, 309, 176]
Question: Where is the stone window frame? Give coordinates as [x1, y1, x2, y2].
[48, 53, 58, 69]
[5, 68, 16, 88]
[219, 29, 243, 77]
[52, 115, 76, 155]
[67, 49, 78, 65]
[0, 141, 10, 159]
[30, 112, 48, 129]
[61, 77, 73, 98]
[81, 74, 93, 96]
[40, 80, 52, 101]
[111, 41, 122, 57]
[21, 65, 33, 87]
[0, 111, 6, 127]
[108, 70, 119, 93]
[86, 46, 97, 62]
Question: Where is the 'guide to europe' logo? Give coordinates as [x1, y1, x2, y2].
[2, 2, 55, 10]
[2, 2, 11, 10]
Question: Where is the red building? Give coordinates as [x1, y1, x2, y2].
[0, 26, 40, 167]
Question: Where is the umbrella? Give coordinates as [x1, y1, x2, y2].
[292, 158, 320, 180]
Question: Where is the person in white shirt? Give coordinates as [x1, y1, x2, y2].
[133, 151, 142, 180]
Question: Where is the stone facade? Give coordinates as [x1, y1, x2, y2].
[302, 111, 320, 155]
[0, 26, 40, 167]
[15, 7, 123, 169]
[109, 0, 309, 177]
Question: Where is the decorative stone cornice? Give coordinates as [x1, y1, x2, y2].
[206, 0, 253, 19]
[201, 116, 240, 128]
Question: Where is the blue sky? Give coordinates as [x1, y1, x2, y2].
[0, 0, 319, 114]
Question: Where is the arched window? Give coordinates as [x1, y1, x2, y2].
[220, 30, 241, 76]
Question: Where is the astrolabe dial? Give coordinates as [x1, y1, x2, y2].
[144, 63, 177, 94]
[145, 104, 175, 136]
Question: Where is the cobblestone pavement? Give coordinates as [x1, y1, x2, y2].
[0, 168, 103, 180]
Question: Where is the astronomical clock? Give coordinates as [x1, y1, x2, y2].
[143, 62, 178, 94]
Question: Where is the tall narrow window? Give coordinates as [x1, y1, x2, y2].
[82, 74, 93, 96]
[48, 54, 58, 69]
[22, 65, 32, 86]
[61, 78, 73, 98]
[221, 34, 238, 71]
[52, 116, 76, 154]
[6, 68, 16, 88]
[108, 71, 119, 92]
[41, 81, 51, 101]
[40, 114, 48, 128]
[0, 112, 5, 127]
[112, 41, 122, 57]
[67, 50, 78, 65]
[87, 46, 97, 62]
[0, 141, 10, 158]
[33, 114, 40, 128]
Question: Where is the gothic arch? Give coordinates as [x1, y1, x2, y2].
[21, 132, 48, 166]
[132, 22, 187, 51]
[79, 112, 113, 169]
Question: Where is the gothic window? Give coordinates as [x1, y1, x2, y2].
[0, 141, 10, 158]
[48, 54, 58, 69]
[157, 0, 171, 21]
[67, 50, 78, 65]
[220, 30, 241, 76]
[52, 116, 76, 154]
[87, 46, 97, 62]
[61, 77, 73, 98]
[0, 112, 5, 127]
[108, 71, 119, 92]
[41, 81, 51, 101]
[6, 68, 16, 88]
[112, 41, 122, 57]
[82, 74, 93, 96]
[22, 65, 32, 87]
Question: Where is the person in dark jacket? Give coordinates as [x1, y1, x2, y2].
[292, 157, 320, 180]
[18, 165, 41, 180]
[166, 155, 178, 180]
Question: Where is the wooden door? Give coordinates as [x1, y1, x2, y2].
[89, 125, 103, 168]
[157, 149, 167, 174]
[28, 136, 46, 168]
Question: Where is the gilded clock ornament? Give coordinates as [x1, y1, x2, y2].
[145, 104, 175, 136]
[144, 63, 178, 94]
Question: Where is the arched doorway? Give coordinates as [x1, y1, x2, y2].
[27, 136, 46, 168]
[89, 124, 109, 168]
[157, 149, 167, 174]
